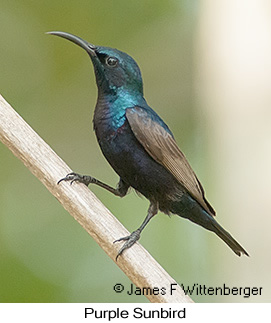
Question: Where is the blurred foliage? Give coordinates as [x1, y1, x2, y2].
[0, 0, 253, 303]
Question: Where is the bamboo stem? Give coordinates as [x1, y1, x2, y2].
[0, 94, 193, 303]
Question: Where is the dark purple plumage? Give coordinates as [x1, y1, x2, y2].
[50, 31, 249, 259]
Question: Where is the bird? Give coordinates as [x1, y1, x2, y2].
[48, 31, 249, 260]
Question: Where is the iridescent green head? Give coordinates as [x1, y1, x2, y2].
[48, 31, 143, 95]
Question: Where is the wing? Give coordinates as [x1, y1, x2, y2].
[126, 106, 215, 216]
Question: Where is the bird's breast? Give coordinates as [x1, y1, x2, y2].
[93, 96, 183, 205]
[94, 115, 182, 205]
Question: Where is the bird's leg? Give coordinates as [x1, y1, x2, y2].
[58, 172, 129, 197]
[114, 201, 158, 260]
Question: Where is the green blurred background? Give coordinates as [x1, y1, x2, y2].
[0, 0, 270, 303]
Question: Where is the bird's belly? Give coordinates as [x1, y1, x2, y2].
[96, 120, 182, 204]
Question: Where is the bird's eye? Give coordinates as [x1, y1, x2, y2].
[106, 56, 118, 67]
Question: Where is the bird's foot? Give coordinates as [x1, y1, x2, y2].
[114, 229, 141, 261]
[57, 172, 96, 186]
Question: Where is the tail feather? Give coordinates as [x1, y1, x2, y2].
[210, 219, 249, 257]
[170, 194, 249, 256]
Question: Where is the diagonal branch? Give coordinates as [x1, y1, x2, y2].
[0, 94, 193, 303]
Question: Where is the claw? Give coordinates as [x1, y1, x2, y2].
[113, 236, 130, 243]
[114, 230, 141, 261]
[70, 178, 78, 185]
[57, 172, 90, 186]
[57, 172, 78, 185]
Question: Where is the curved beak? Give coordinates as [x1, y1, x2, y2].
[47, 31, 96, 56]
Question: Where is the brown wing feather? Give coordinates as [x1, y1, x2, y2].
[126, 106, 215, 216]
